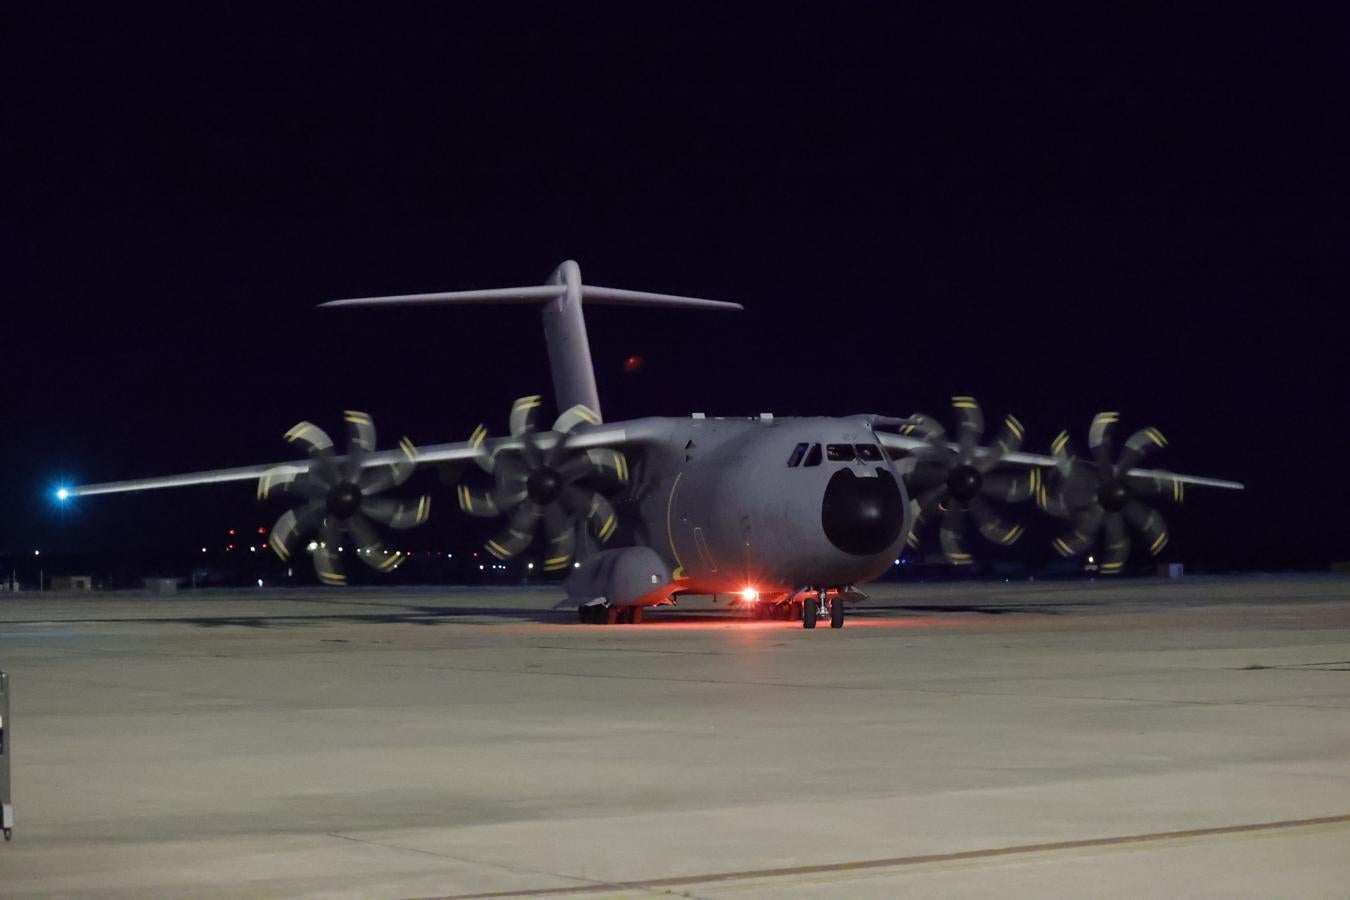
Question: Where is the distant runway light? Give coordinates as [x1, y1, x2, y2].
[33, 549, 40, 556]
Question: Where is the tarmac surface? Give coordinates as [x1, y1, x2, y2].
[1, 575, 1348, 898]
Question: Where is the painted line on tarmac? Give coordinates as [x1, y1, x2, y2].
[430, 812, 1350, 899]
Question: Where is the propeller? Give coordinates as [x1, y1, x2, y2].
[257, 411, 430, 585]
[1038, 411, 1180, 573]
[456, 395, 628, 571]
[901, 396, 1037, 565]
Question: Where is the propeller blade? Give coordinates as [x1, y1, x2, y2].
[899, 412, 947, 443]
[344, 409, 377, 451]
[489, 451, 531, 508]
[1115, 426, 1168, 476]
[269, 500, 326, 561]
[520, 428, 545, 470]
[364, 495, 431, 529]
[346, 513, 404, 572]
[509, 395, 543, 437]
[1124, 499, 1169, 556]
[313, 519, 346, 585]
[917, 484, 949, 517]
[1049, 429, 1076, 478]
[992, 414, 1025, 456]
[284, 420, 334, 455]
[951, 396, 984, 463]
[906, 500, 923, 548]
[1051, 507, 1103, 558]
[258, 467, 327, 501]
[555, 450, 598, 485]
[468, 423, 494, 474]
[976, 413, 1025, 472]
[541, 505, 576, 571]
[907, 459, 949, 494]
[981, 468, 1037, 503]
[968, 495, 1025, 546]
[1100, 511, 1130, 574]
[1036, 466, 1074, 518]
[455, 483, 499, 518]
[485, 503, 543, 560]
[284, 421, 339, 482]
[1053, 461, 1102, 512]
[359, 436, 418, 494]
[584, 447, 630, 486]
[939, 506, 973, 565]
[553, 404, 602, 434]
[584, 490, 619, 543]
[1087, 411, 1119, 480]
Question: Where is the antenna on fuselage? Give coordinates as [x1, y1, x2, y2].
[321, 260, 743, 421]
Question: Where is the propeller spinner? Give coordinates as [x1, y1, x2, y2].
[457, 396, 628, 571]
[258, 411, 430, 585]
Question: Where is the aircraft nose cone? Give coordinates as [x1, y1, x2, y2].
[821, 468, 905, 556]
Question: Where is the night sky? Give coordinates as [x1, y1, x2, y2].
[5, 5, 1348, 574]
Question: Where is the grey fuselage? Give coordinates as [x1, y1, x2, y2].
[616, 415, 914, 597]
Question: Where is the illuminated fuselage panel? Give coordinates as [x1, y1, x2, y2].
[637, 416, 911, 595]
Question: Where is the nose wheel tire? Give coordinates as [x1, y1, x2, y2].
[830, 597, 845, 629]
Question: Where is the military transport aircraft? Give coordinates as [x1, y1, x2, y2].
[64, 261, 1243, 628]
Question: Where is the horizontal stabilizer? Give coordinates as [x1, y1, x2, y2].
[322, 260, 742, 420]
[321, 283, 743, 312]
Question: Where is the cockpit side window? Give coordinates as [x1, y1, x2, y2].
[802, 443, 823, 467]
[786, 442, 809, 467]
[855, 444, 883, 461]
[826, 443, 856, 462]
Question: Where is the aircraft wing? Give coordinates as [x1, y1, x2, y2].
[874, 430, 1245, 491]
[64, 424, 636, 498]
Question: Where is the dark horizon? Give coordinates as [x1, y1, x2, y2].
[5, 6, 1349, 577]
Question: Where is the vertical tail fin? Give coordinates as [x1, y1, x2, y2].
[321, 259, 743, 421]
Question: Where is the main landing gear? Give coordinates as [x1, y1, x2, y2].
[802, 589, 845, 629]
[578, 604, 643, 625]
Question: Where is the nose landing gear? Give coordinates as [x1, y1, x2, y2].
[801, 588, 846, 629]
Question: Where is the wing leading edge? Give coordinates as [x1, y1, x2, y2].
[874, 430, 1244, 491]
[65, 425, 637, 498]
